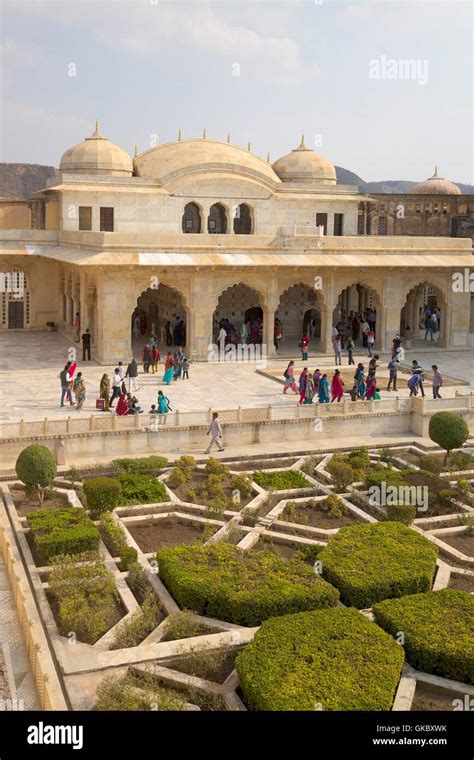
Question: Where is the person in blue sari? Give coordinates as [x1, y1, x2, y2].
[318, 373, 330, 404]
[157, 390, 171, 423]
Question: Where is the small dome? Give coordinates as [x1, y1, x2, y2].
[272, 136, 337, 185]
[410, 166, 461, 195]
[59, 122, 133, 176]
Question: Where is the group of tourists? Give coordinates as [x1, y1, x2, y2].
[420, 304, 441, 341]
[282, 362, 344, 404]
[217, 317, 263, 348]
[59, 360, 87, 410]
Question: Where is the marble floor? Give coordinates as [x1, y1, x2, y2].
[0, 331, 472, 422]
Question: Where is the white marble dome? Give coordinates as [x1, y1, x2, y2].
[410, 166, 461, 195]
[59, 122, 133, 176]
[272, 136, 337, 185]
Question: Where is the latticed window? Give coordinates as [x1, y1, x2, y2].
[182, 202, 201, 233]
[377, 216, 388, 235]
[208, 204, 227, 234]
[316, 213, 327, 234]
[100, 207, 114, 232]
[233, 204, 252, 234]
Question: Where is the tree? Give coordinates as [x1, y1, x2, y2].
[428, 412, 469, 465]
[15, 444, 57, 505]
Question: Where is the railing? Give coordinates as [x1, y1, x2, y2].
[0, 394, 471, 441]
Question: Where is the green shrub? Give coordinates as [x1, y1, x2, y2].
[99, 513, 128, 555]
[448, 451, 474, 471]
[429, 412, 469, 465]
[364, 467, 405, 490]
[83, 477, 122, 518]
[346, 447, 371, 476]
[236, 607, 404, 711]
[117, 474, 168, 505]
[229, 474, 253, 499]
[204, 457, 229, 477]
[373, 590, 474, 684]
[167, 467, 187, 489]
[162, 610, 207, 642]
[319, 522, 438, 609]
[459, 515, 474, 536]
[127, 562, 150, 602]
[96, 674, 187, 711]
[321, 494, 347, 519]
[252, 470, 310, 491]
[15, 444, 57, 505]
[174, 455, 197, 479]
[28, 508, 100, 564]
[293, 544, 324, 564]
[157, 543, 339, 626]
[110, 590, 162, 649]
[49, 555, 119, 644]
[420, 454, 443, 474]
[386, 502, 417, 525]
[326, 457, 354, 491]
[112, 456, 168, 476]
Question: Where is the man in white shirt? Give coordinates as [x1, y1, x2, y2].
[218, 325, 227, 356]
[109, 368, 123, 408]
[361, 319, 370, 348]
[205, 412, 225, 454]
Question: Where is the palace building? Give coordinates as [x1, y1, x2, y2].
[0, 123, 472, 362]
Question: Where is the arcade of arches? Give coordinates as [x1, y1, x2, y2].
[9, 263, 470, 364]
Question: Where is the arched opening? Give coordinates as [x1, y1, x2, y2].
[233, 203, 252, 234]
[333, 283, 381, 349]
[208, 203, 227, 234]
[182, 202, 202, 233]
[275, 284, 323, 353]
[213, 284, 263, 345]
[400, 282, 448, 348]
[131, 283, 187, 356]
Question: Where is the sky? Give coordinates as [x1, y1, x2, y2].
[0, 0, 472, 183]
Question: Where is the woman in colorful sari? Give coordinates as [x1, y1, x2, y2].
[163, 352, 174, 385]
[115, 393, 129, 416]
[318, 373, 330, 404]
[99, 373, 110, 411]
[157, 390, 171, 424]
[73, 372, 86, 410]
[331, 369, 344, 403]
[365, 373, 377, 400]
[283, 361, 298, 395]
[240, 322, 248, 344]
[304, 372, 315, 404]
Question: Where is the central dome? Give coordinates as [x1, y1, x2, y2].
[272, 136, 337, 185]
[134, 138, 280, 186]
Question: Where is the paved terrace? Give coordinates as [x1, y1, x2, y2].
[0, 332, 472, 424]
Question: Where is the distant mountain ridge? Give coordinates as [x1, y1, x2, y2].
[0, 162, 472, 198]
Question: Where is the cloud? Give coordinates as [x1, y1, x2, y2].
[13, 0, 318, 86]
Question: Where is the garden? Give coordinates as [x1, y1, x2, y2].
[1, 412, 472, 712]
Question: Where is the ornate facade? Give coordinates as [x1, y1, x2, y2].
[0, 125, 472, 361]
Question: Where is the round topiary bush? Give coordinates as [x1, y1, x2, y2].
[373, 589, 474, 684]
[83, 477, 122, 518]
[319, 522, 438, 609]
[15, 444, 57, 504]
[429, 412, 469, 465]
[236, 607, 404, 710]
[156, 543, 339, 626]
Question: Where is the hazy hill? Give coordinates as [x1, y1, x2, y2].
[0, 162, 472, 198]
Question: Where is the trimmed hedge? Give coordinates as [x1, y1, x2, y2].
[236, 607, 404, 710]
[27, 508, 100, 564]
[319, 523, 438, 609]
[373, 589, 474, 684]
[253, 470, 310, 491]
[112, 456, 168, 476]
[117, 474, 168, 505]
[156, 543, 339, 626]
[429, 412, 469, 463]
[16, 444, 57, 503]
[83, 477, 122, 518]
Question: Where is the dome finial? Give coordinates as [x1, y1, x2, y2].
[134, 144, 138, 159]
[247, 141, 251, 152]
[178, 128, 182, 141]
[86, 120, 106, 141]
[202, 128, 206, 140]
[295, 133, 310, 151]
[267, 152, 270, 164]
[433, 164, 439, 177]
[227, 132, 231, 144]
